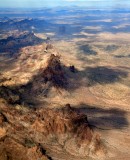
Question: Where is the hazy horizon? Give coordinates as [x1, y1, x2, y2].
[0, 0, 130, 9]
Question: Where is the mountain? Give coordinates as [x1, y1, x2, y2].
[0, 18, 50, 32]
[0, 32, 43, 54]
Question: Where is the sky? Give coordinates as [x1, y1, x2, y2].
[0, 0, 130, 9]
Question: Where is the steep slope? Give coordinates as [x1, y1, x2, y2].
[0, 102, 106, 160]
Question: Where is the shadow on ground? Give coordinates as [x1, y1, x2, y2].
[0, 65, 128, 104]
[67, 66, 128, 90]
[78, 44, 97, 55]
[85, 66, 128, 86]
[75, 103, 129, 130]
[0, 84, 128, 130]
[0, 64, 129, 131]
[0, 53, 128, 107]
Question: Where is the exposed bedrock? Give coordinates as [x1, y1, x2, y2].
[0, 103, 106, 160]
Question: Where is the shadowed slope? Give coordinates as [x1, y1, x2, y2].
[0, 32, 44, 55]
[27, 54, 68, 97]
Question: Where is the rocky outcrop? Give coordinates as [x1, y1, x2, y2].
[0, 138, 49, 160]
[30, 54, 68, 97]
[0, 32, 43, 54]
[0, 103, 106, 160]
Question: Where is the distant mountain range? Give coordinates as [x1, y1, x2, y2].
[0, 17, 51, 32]
[0, 32, 43, 54]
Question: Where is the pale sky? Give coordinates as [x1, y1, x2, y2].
[0, 0, 130, 8]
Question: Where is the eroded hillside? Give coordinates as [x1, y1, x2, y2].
[0, 36, 130, 160]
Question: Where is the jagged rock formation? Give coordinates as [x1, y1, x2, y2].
[30, 54, 68, 96]
[69, 65, 76, 73]
[0, 138, 49, 160]
[0, 32, 43, 54]
[0, 102, 106, 160]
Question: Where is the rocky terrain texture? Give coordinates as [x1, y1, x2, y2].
[0, 32, 130, 160]
[30, 54, 68, 96]
[0, 45, 108, 160]
[0, 32, 43, 54]
[0, 101, 106, 160]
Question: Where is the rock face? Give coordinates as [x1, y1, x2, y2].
[0, 138, 49, 160]
[31, 54, 68, 96]
[0, 103, 106, 160]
